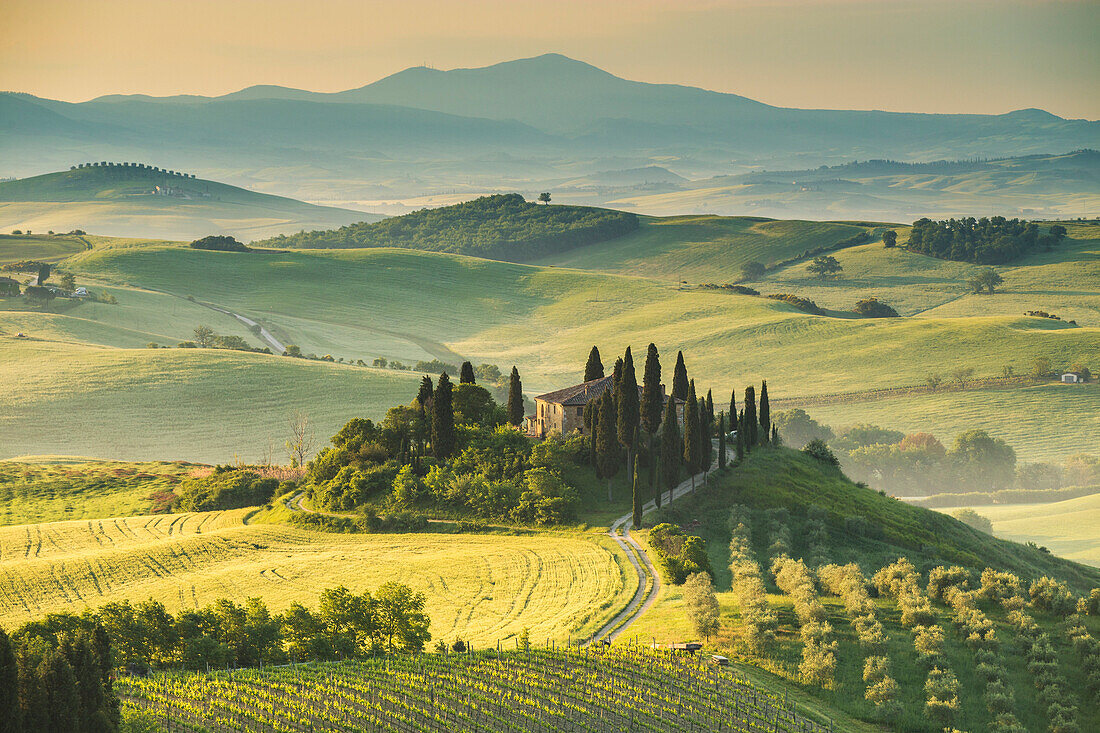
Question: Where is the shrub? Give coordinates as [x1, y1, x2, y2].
[952, 508, 993, 534]
[913, 625, 944, 663]
[802, 439, 839, 466]
[927, 565, 971, 601]
[189, 235, 251, 252]
[853, 298, 899, 318]
[1030, 577, 1079, 617]
[173, 467, 279, 512]
[924, 667, 960, 726]
[765, 293, 823, 314]
[650, 523, 713, 584]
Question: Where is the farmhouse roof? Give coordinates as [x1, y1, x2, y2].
[534, 376, 683, 407]
[534, 376, 615, 406]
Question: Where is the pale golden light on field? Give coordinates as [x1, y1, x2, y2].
[2, 0, 1097, 117]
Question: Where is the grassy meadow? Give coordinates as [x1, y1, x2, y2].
[0, 233, 89, 264]
[0, 459, 195, 525]
[534, 215, 877, 282]
[945, 492, 1100, 567]
[0, 509, 634, 645]
[0, 337, 423, 463]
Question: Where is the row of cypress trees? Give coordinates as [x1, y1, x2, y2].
[0, 625, 119, 733]
[582, 345, 774, 528]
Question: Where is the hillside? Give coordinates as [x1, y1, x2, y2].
[257, 193, 639, 260]
[0, 238, 1080, 462]
[0, 164, 379, 241]
[3, 56, 1096, 219]
[603, 150, 1100, 220]
[534, 214, 876, 281]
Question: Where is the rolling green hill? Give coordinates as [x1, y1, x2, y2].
[0, 164, 379, 241]
[257, 193, 639, 260]
[534, 214, 876, 281]
[0, 233, 88, 264]
[945, 492, 1100, 567]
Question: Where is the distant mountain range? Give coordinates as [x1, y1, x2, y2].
[0, 164, 378, 241]
[2, 54, 1097, 217]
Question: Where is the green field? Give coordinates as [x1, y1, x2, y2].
[0, 509, 634, 644]
[0, 459, 194, 525]
[802, 383, 1100, 464]
[0, 233, 89, 264]
[763, 221, 1100, 325]
[0, 166, 376, 242]
[945, 493, 1100, 567]
[0, 337, 424, 463]
[534, 215, 876, 282]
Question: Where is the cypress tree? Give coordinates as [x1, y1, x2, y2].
[660, 395, 681, 505]
[612, 357, 624, 392]
[736, 422, 745, 463]
[65, 632, 117, 731]
[459, 361, 476, 384]
[631, 443, 642, 529]
[729, 389, 737, 425]
[759, 380, 770, 444]
[616, 347, 640, 480]
[595, 391, 621, 502]
[507, 367, 524, 427]
[639, 343, 663, 503]
[771, 425, 780, 445]
[417, 375, 434, 407]
[39, 648, 80, 733]
[17, 644, 47, 733]
[699, 399, 713, 484]
[682, 380, 700, 492]
[0, 627, 20, 733]
[671, 351, 689, 401]
[743, 385, 758, 449]
[584, 346, 604, 382]
[717, 413, 727, 471]
[639, 344, 663, 434]
[705, 389, 715, 435]
[431, 372, 456, 458]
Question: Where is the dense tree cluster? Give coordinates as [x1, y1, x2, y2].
[304, 370, 583, 525]
[1, 623, 118, 732]
[260, 194, 639, 260]
[905, 217, 1066, 264]
[189, 235, 250, 252]
[172, 467, 281, 512]
[648, 523, 713, 584]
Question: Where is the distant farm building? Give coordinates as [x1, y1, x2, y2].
[0, 276, 21, 296]
[527, 375, 684, 438]
[1061, 371, 1088, 383]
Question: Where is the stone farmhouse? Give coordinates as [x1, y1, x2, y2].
[527, 375, 684, 438]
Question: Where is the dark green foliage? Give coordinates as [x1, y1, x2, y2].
[507, 367, 524, 427]
[616, 347, 640, 467]
[417, 376, 434, 408]
[36, 263, 50, 285]
[431, 372, 456, 458]
[596, 391, 621, 498]
[718, 414, 727, 471]
[452, 384, 499, 427]
[704, 389, 714, 435]
[414, 359, 458, 375]
[882, 230, 898, 248]
[459, 361, 476, 384]
[260, 194, 639, 260]
[740, 260, 766, 280]
[735, 421, 745, 463]
[648, 523, 713, 584]
[907, 217, 1057, 265]
[640, 343, 663, 435]
[660, 395, 680, 504]
[682, 381, 702, 486]
[40, 647, 80, 731]
[803, 439, 839, 466]
[173, 467, 278, 512]
[699, 401, 714, 476]
[631, 451, 642, 530]
[772, 408, 834, 449]
[729, 390, 737, 425]
[584, 346, 604, 382]
[671, 351, 688, 401]
[758, 381, 770, 441]
[743, 386, 758, 449]
[765, 293, 823, 314]
[0, 627, 20, 733]
[968, 267, 1005, 294]
[853, 297, 900, 317]
[189, 235, 250, 252]
[948, 429, 1016, 491]
[807, 254, 842, 279]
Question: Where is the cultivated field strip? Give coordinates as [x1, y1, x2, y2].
[0, 510, 633, 643]
[119, 647, 831, 733]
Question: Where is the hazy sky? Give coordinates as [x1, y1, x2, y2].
[2, 0, 1097, 119]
